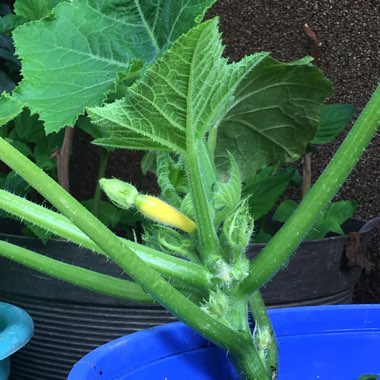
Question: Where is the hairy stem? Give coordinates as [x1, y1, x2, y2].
[241, 84, 380, 295]
[186, 142, 225, 261]
[249, 292, 278, 377]
[0, 137, 249, 356]
[0, 190, 212, 291]
[0, 240, 152, 303]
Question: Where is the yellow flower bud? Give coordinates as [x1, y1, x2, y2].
[100, 178, 196, 234]
[135, 195, 196, 234]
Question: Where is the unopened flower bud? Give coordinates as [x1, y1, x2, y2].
[99, 178, 138, 209]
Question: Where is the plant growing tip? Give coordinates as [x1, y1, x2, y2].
[100, 178, 196, 234]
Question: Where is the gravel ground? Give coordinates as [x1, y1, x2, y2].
[206, 0, 380, 302]
[70, 1, 380, 301]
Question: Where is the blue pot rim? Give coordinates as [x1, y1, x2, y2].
[69, 304, 380, 379]
[0, 302, 34, 360]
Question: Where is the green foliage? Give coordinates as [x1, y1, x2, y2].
[243, 166, 295, 220]
[90, 21, 331, 166]
[14, 0, 65, 21]
[312, 103, 356, 144]
[357, 375, 380, 380]
[215, 56, 332, 179]
[273, 199, 358, 240]
[1, 0, 216, 133]
[0, 109, 63, 177]
[89, 20, 265, 152]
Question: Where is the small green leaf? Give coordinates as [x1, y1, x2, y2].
[0, 94, 23, 127]
[272, 199, 298, 223]
[34, 132, 64, 172]
[312, 104, 356, 144]
[214, 154, 241, 226]
[3, 171, 29, 196]
[307, 200, 358, 240]
[23, 222, 54, 244]
[244, 167, 294, 220]
[14, 109, 45, 141]
[14, 0, 64, 21]
[9, 140, 33, 157]
[0, 71, 16, 93]
[274, 199, 358, 240]
[0, 14, 25, 34]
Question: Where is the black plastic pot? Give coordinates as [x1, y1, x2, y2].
[0, 217, 378, 379]
[247, 217, 380, 307]
[0, 219, 176, 380]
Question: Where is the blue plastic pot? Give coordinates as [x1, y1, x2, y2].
[69, 305, 380, 380]
[0, 302, 33, 380]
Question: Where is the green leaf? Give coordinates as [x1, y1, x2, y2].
[214, 154, 241, 226]
[3, 171, 30, 196]
[9, 140, 33, 157]
[0, 94, 23, 127]
[34, 132, 63, 171]
[307, 200, 358, 240]
[0, 14, 26, 34]
[76, 115, 105, 140]
[272, 199, 298, 223]
[4, 0, 216, 133]
[155, 153, 186, 208]
[215, 56, 332, 179]
[14, 0, 64, 21]
[244, 167, 294, 220]
[0, 71, 16, 93]
[312, 103, 356, 144]
[23, 221, 54, 244]
[274, 199, 358, 240]
[90, 20, 269, 152]
[357, 375, 380, 380]
[13, 109, 45, 142]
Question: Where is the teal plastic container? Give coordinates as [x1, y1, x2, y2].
[0, 302, 33, 380]
[68, 305, 380, 380]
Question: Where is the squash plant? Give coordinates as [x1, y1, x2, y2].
[0, 3, 379, 380]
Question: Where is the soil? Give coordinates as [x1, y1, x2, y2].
[205, 0, 380, 303]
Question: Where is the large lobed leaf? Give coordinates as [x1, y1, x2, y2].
[89, 19, 269, 152]
[2, 0, 216, 133]
[89, 18, 332, 175]
[216, 57, 333, 178]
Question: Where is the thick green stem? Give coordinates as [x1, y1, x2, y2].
[241, 84, 380, 295]
[0, 190, 212, 291]
[0, 240, 152, 303]
[186, 142, 225, 261]
[0, 137, 247, 355]
[231, 339, 272, 380]
[92, 149, 109, 216]
[249, 292, 278, 377]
